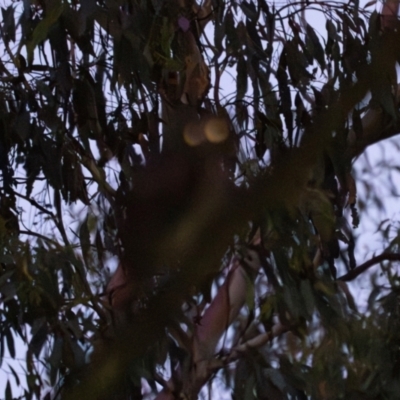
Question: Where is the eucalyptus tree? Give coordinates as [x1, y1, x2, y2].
[1, 0, 400, 399]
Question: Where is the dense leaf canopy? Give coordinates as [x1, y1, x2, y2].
[1, 0, 400, 399]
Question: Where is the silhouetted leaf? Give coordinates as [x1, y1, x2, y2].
[236, 55, 247, 102]
[5, 381, 11, 400]
[5, 329, 15, 359]
[26, 3, 64, 63]
[29, 319, 48, 358]
[1, 6, 16, 44]
[305, 23, 326, 69]
[79, 216, 91, 267]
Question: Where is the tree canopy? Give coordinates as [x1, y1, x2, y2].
[1, 0, 400, 399]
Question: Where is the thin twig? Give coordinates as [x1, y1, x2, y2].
[19, 230, 59, 246]
[14, 191, 57, 219]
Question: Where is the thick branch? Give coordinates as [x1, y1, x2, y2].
[347, 0, 400, 159]
[338, 253, 400, 281]
[153, 254, 262, 399]
[381, 0, 400, 29]
[347, 87, 400, 160]
[193, 259, 248, 362]
[224, 323, 288, 363]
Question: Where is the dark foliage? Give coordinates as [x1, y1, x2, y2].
[1, 0, 400, 399]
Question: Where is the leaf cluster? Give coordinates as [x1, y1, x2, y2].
[1, 0, 400, 399]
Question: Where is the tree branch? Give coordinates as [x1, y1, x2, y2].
[13, 191, 57, 219]
[223, 322, 288, 364]
[338, 253, 400, 282]
[346, 0, 400, 159]
[19, 230, 59, 246]
[80, 153, 116, 197]
[347, 85, 400, 160]
[381, 0, 400, 29]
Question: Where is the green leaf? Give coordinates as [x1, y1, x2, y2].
[300, 188, 336, 244]
[40, 136, 62, 190]
[265, 368, 287, 393]
[26, 3, 64, 63]
[300, 279, 315, 318]
[285, 40, 312, 86]
[73, 78, 101, 137]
